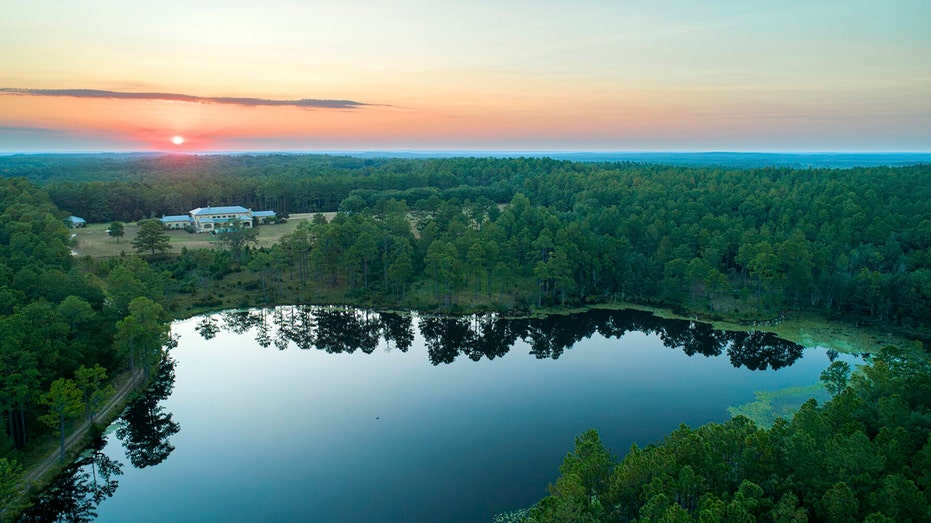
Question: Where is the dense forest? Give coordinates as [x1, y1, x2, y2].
[1, 154, 930, 520]
[12, 154, 923, 329]
[0, 178, 171, 518]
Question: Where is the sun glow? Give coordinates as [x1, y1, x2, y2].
[171, 135, 184, 145]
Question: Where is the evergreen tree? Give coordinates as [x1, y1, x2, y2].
[131, 219, 171, 256]
[38, 378, 84, 462]
[108, 221, 125, 243]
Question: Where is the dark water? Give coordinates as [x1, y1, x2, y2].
[21, 307, 859, 523]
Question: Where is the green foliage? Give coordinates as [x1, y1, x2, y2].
[229, 160, 929, 321]
[7, 155, 930, 326]
[114, 297, 171, 384]
[131, 219, 171, 256]
[0, 177, 127, 455]
[57, 294, 94, 336]
[38, 378, 84, 426]
[108, 220, 124, 242]
[527, 429, 614, 523]
[558, 429, 614, 503]
[213, 218, 258, 260]
[868, 473, 928, 522]
[0, 457, 21, 514]
[2, 160, 931, 520]
[529, 346, 931, 523]
[38, 378, 84, 461]
[0, 177, 172, 523]
[820, 360, 851, 395]
[821, 482, 858, 522]
[769, 492, 808, 522]
[105, 256, 167, 314]
[3, 157, 931, 515]
[74, 363, 113, 423]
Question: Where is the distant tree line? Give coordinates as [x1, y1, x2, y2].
[0, 154, 517, 221]
[175, 160, 929, 329]
[13, 154, 926, 328]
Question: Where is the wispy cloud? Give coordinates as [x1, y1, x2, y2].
[0, 88, 371, 109]
[0, 125, 61, 133]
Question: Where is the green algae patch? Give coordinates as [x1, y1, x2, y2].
[728, 384, 830, 428]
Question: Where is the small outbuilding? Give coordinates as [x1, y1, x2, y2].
[161, 215, 194, 230]
[252, 210, 277, 224]
[66, 216, 86, 228]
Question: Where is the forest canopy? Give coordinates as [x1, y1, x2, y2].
[0, 176, 172, 516]
[1, 154, 930, 521]
[525, 346, 931, 522]
[2, 154, 930, 330]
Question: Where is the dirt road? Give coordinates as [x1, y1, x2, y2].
[20, 374, 140, 487]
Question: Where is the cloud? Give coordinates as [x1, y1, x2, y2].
[0, 125, 62, 134]
[0, 88, 370, 109]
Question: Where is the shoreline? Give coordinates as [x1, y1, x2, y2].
[177, 298, 920, 357]
[8, 301, 920, 521]
[6, 371, 152, 522]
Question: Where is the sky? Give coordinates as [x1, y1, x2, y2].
[1, 0, 929, 153]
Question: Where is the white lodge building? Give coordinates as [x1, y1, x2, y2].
[161, 206, 277, 232]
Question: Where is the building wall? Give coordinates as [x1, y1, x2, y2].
[193, 212, 252, 231]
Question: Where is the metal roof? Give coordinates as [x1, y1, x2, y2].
[161, 215, 192, 222]
[190, 206, 251, 216]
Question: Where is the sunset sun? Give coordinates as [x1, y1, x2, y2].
[171, 135, 184, 145]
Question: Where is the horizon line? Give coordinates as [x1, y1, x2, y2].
[3, 149, 931, 156]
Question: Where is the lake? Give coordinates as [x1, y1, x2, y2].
[21, 307, 860, 522]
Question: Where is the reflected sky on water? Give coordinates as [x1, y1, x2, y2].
[28, 307, 858, 523]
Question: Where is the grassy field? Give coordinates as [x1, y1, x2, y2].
[71, 213, 334, 258]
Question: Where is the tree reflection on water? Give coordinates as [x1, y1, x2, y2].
[18, 436, 122, 523]
[208, 306, 804, 370]
[22, 308, 808, 521]
[19, 359, 180, 522]
[115, 359, 180, 469]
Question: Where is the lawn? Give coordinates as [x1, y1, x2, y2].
[71, 213, 333, 258]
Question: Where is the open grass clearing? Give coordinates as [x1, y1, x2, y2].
[71, 213, 334, 258]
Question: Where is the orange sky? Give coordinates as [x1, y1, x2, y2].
[2, 1, 929, 152]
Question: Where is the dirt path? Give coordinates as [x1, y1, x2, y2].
[20, 375, 140, 487]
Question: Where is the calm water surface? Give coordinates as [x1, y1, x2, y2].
[23, 307, 859, 522]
